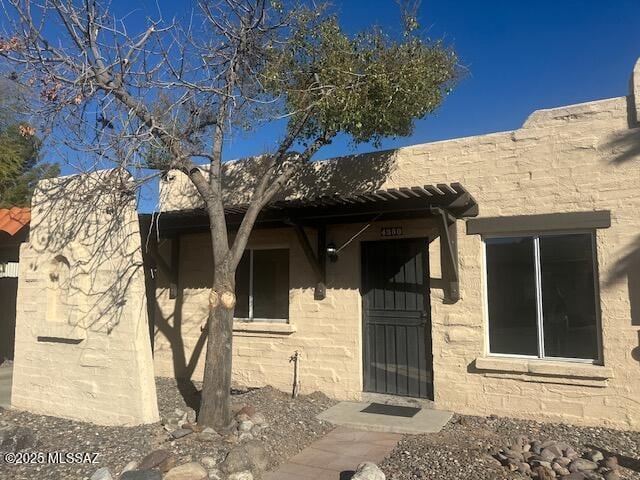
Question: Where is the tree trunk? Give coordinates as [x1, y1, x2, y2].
[198, 274, 235, 430]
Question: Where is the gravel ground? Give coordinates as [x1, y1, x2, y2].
[3, 381, 639, 480]
[380, 414, 640, 480]
[0, 377, 336, 480]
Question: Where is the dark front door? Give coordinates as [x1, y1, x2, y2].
[361, 238, 433, 399]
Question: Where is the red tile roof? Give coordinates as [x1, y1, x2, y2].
[0, 207, 31, 236]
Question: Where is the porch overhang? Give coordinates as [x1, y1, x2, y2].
[158, 183, 477, 231]
[153, 183, 477, 303]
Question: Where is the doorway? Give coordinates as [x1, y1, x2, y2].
[361, 238, 433, 399]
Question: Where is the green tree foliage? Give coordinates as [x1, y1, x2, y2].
[0, 83, 59, 208]
[0, 0, 460, 429]
[266, 13, 458, 147]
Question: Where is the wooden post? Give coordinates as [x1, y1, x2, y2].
[291, 223, 326, 300]
[432, 208, 459, 303]
[170, 236, 180, 299]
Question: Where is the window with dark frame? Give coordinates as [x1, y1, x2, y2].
[485, 232, 600, 362]
[234, 248, 289, 322]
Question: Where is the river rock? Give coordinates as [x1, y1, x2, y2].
[532, 465, 556, 480]
[197, 430, 220, 443]
[122, 460, 140, 473]
[171, 428, 193, 439]
[569, 459, 598, 472]
[531, 459, 552, 469]
[236, 405, 257, 418]
[604, 456, 619, 470]
[250, 413, 266, 426]
[604, 471, 621, 480]
[139, 449, 178, 472]
[552, 462, 571, 476]
[227, 472, 253, 480]
[238, 421, 253, 433]
[565, 447, 580, 459]
[120, 471, 162, 480]
[351, 462, 386, 480]
[504, 448, 523, 461]
[221, 440, 268, 474]
[517, 462, 531, 475]
[586, 450, 604, 463]
[207, 468, 223, 480]
[90, 467, 114, 480]
[544, 445, 564, 458]
[244, 440, 268, 471]
[185, 408, 197, 424]
[164, 462, 208, 480]
[513, 435, 530, 447]
[563, 473, 587, 480]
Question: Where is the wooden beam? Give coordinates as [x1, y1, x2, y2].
[292, 223, 326, 300]
[432, 208, 460, 304]
[316, 225, 327, 300]
[170, 236, 180, 299]
[466, 210, 611, 235]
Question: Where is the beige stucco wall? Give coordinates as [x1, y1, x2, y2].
[154, 219, 441, 400]
[11, 171, 159, 425]
[155, 59, 640, 429]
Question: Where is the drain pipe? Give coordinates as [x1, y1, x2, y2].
[290, 350, 301, 398]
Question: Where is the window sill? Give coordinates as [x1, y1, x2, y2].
[232, 321, 296, 336]
[37, 323, 86, 342]
[474, 356, 613, 387]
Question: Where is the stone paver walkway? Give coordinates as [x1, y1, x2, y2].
[264, 426, 402, 480]
[318, 401, 452, 434]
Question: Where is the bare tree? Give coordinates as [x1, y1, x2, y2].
[0, 0, 459, 428]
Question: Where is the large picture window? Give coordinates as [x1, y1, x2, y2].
[485, 233, 600, 361]
[234, 248, 289, 322]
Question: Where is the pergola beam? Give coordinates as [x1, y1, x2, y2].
[290, 221, 327, 300]
[431, 207, 460, 304]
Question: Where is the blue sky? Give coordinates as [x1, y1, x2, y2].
[219, 0, 640, 161]
[39, 0, 640, 210]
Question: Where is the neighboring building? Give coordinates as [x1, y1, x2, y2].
[153, 57, 640, 430]
[0, 207, 30, 362]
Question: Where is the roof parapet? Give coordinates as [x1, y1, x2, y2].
[630, 57, 640, 126]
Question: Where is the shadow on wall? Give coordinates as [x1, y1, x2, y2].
[605, 125, 640, 166]
[223, 148, 399, 202]
[602, 123, 640, 364]
[163, 148, 399, 208]
[29, 169, 147, 336]
[150, 249, 206, 412]
[151, 150, 399, 409]
[606, 234, 640, 329]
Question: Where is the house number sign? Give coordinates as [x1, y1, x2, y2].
[381, 227, 403, 237]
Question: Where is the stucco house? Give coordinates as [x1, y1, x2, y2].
[0, 207, 30, 362]
[9, 57, 640, 430]
[148, 58, 640, 431]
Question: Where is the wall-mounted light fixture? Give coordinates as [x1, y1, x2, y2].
[326, 242, 339, 262]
